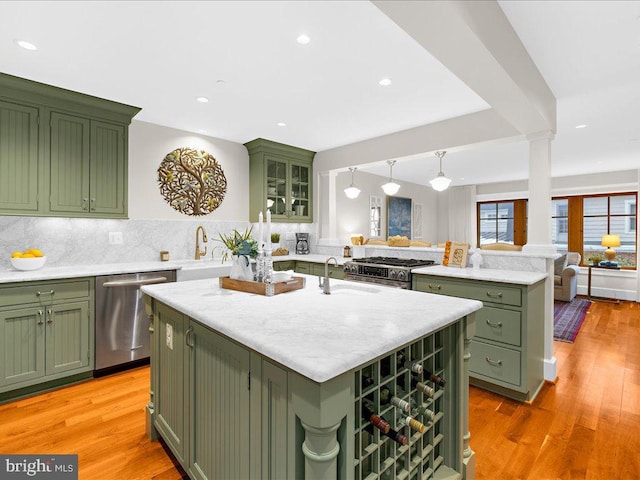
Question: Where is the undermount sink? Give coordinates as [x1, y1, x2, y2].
[175, 260, 232, 282]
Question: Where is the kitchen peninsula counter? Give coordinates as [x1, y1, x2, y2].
[142, 275, 481, 480]
[411, 265, 548, 285]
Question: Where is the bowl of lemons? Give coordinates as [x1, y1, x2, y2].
[10, 249, 47, 271]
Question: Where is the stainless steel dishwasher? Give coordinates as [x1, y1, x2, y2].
[95, 270, 176, 372]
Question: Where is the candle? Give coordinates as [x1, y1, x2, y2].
[258, 212, 263, 250]
[266, 210, 272, 250]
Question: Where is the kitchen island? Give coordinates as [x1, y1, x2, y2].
[142, 275, 482, 480]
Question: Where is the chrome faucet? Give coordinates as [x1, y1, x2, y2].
[319, 256, 338, 294]
[195, 226, 208, 260]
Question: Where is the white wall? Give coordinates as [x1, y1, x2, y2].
[334, 170, 438, 245]
[128, 120, 249, 221]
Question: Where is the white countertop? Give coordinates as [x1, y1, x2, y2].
[141, 275, 482, 384]
[0, 254, 347, 284]
[412, 265, 547, 285]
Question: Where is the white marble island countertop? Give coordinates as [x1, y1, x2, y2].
[142, 275, 482, 384]
[412, 265, 547, 285]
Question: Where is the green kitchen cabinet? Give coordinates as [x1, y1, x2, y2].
[294, 261, 311, 275]
[0, 72, 139, 219]
[0, 279, 94, 400]
[245, 138, 315, 223]
[188, 321, 250, 480]
[273, 260, 296, 271]
[49, 114, 126, 215]
[150, 301, 251, 479]
[152, 302, 189, 465]
[311, 263, 345, 280]
[413, 274, 545, 402]
[0, 100, 40, 213]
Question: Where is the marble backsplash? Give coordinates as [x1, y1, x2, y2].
[0, 216, 315, 270]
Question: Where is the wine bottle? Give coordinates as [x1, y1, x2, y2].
[411, 376, 435, 398]
[396, 351, 424, 375]
[424, 369, 446, 388]
[364, 424, 408, 446]
[415, 404, 436, 422]
[361, 374, 374, 389]
[380, 386, 411, 413]
[362, 399, 390, 434]
[400, 415, 426, 433]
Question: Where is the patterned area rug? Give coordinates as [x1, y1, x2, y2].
[554, 299, 592, 343]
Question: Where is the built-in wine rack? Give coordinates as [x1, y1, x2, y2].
[353, 330, 448, 480]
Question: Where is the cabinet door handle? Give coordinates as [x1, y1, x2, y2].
[428, 284, 441, 291]
[36, 290, 55, 297]
[37, 310, 44, 325]
[485, 357, 502, 366]
[82, 197, 89, 211]
[186, 326, 194, 347]
[90, 198, 96, 211]
[46, 308, 53, 324]
[485, 320, 503, 328]
[486, 291, 503, 299]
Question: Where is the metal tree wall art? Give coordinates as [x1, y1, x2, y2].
[158, 147, 227, 216]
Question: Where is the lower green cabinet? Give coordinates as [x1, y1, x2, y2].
[311, 263, 345, 279]
[413, 274, 544, 402]
[0, 279, 94, 399]
[152, 302, 252, 479]
[294, 261, 311, 274]
[273, 260, 296, 271]
[189, 321, 250, 480]
[154, 302, 189, 464]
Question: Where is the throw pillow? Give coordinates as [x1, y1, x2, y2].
[554, 254, 567, 275]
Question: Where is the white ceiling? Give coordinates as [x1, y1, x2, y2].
[1, 1, 639, 187]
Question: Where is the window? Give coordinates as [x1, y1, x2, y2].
[477, 199, 527, 246]
[551, 192, 636, 269]
[370, 195, 382, 238]
[551, 199, 569, 254]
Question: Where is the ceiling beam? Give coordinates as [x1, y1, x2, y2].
[373, 0, 556, 136]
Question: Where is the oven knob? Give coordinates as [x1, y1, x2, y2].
[389, 269, 397, 279]
[349, 264, 358, 274]
[397, 270, 407, 281]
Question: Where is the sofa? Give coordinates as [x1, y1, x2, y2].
[554, 252, 581, 302]
[480, 243, 523, 251]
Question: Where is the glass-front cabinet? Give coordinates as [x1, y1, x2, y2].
[246, 138, 315, 223]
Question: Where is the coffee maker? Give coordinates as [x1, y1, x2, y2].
[295, 233, 310, 255]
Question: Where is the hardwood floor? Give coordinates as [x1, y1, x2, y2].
[470, 298, 640, 480]
[0, 366, 186, 480]
[0, 299, 637, 479]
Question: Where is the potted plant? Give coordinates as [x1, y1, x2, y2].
[271, 233, 281, 250]
[217, 227, 258, 280]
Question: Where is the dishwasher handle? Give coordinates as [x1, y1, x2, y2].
[102, 277, 170, 288]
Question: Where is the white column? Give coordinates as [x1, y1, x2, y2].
[522, 131, 557, 382]
[316, 170, 339, 245]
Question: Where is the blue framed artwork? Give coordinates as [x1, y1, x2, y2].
[387, 196, 412, 238]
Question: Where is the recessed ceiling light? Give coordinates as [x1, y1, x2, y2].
[379, 78, 392, 86]
[216, 80, 226, 85]
[15, 39, 37, 51]
[296, 34, 311, 45]
[575, 124, 587, 129]
[196, 96, 209, 103]
[276, 122, 287, 127]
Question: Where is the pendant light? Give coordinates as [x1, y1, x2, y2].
[429, 151, 451, 192]
[344, 167, 361, 199]
[381, 160, 400, 196]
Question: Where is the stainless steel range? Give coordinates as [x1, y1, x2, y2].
[343, 257, 436, 288]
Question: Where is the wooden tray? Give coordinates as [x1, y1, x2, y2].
[219, 276, 306, 297]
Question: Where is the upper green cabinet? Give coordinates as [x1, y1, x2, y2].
[0, 72, 139, 218]
[0, 100, 39, 213]
[245, 138, 315, 223]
